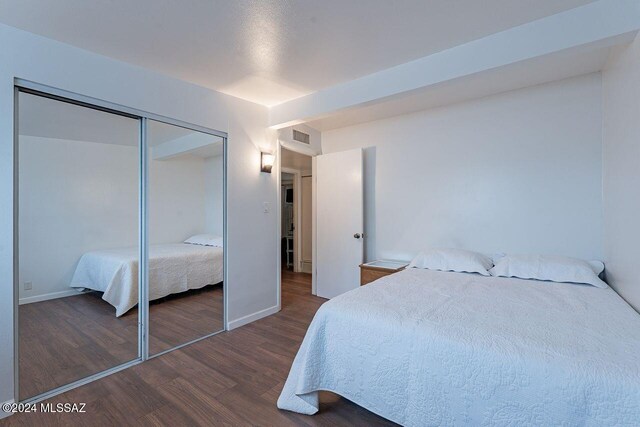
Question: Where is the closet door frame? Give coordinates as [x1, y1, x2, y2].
[12, 79, 228, 404]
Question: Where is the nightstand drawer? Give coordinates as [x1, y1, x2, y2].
[360, 268, 395, 285]
[359, 260, 408, 285]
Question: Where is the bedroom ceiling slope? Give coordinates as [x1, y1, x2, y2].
[269, 0, 640, 130]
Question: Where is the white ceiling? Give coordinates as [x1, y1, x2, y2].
[0, 0, 596, 106]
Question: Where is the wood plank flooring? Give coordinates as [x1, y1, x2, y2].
[5, 271, 397, 426]
[18, 285, 223, 400]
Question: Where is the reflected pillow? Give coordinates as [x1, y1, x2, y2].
[184, 234, 223, 247]
[408, 248, 493, 276]
[489, 254, 606, 288]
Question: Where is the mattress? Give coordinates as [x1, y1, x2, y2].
[278, 268, 640, 426]
[70, 243, 223, 316]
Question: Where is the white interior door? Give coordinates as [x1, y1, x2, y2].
[316, 148, 363, 299]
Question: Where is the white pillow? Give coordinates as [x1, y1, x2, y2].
[408, 248, 493, 276]
[184, 234, 223, 247]
[489, 254, 606, 288]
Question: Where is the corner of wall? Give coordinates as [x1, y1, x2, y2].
[601, 34, 640, 311]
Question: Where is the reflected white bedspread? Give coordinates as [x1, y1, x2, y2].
[278, 268, 640, 426]
[70, 243, 223, 316]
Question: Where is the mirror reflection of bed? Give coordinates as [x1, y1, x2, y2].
[70, 234, 224, 355]
[17, 92, 224, 401]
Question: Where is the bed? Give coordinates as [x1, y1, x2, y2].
[70, 243, 224, 316]
[278, 267, 640, 426]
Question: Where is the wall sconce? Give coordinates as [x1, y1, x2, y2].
[261, 152, 275, 173]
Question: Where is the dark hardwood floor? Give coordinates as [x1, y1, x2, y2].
[5, 271, 396, 426]
[19, 285, 223, 400]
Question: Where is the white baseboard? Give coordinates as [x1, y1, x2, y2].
[19, 289, 83, 305]
[300, 261, 313, 274]
[227, 305, 280, 330]
[1, 399, 15, 419]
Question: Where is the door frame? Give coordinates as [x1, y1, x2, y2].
[276, 140, 318, 309]
[281, 167, 302, 273]
[12, 79, 228, 404]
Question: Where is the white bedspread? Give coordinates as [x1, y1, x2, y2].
[278, 268, 640, 426]
[70, 243, 223, 316]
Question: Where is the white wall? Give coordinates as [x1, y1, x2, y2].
[204, 155, 224, 236]
[301, 176, 313, 269]
[278, 124, 322, 155]
[322, 73, 604, 262]
[0, 23, 278, 405]
[602, 35, 640, 311]
[150, 155, 211, 244]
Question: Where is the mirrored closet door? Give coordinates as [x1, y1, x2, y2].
[147, 120, 225, 356]
[17, 90, 141, 400]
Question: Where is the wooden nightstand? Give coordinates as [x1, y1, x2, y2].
[359, 260, 408, 285]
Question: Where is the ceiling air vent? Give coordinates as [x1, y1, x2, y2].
[292, 129, 310, 144]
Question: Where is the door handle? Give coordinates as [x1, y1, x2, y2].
[353, 233, 362, 239]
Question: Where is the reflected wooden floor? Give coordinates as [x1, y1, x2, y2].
[6, 272, 396, 426]
[149, 285, 224, 355]
[18, 285, 223, 400]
